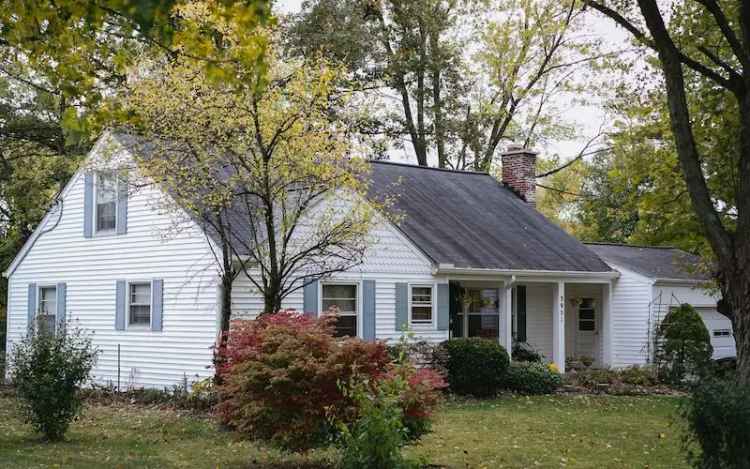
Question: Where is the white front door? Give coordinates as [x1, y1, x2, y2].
[576, 298, 597, 359]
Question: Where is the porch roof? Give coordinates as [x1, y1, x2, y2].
[368, 162, 613, 273]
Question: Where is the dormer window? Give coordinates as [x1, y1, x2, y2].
[95, 172, 118, 233]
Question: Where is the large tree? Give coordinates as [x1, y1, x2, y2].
[118, 43, 381, 329]
[287, 0, 597, 170]
[586, 0, 750, 383]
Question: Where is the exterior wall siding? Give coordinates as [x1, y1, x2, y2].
[231, 216, 448, 343]
[608, 265, 654, 367]
[524, 284, 554, 360]
[6, 155, 220, 389]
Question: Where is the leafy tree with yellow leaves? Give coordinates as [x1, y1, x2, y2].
[118, 41, 381, 336]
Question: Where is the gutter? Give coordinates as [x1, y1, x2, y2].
[434, 264, 620, 280]
[652, 277, 709, 286]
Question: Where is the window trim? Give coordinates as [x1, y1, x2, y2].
[126, 280, 152, 329]
[93, 171, 119, 235]
[713, 328, 732, 337]
[408, 284, 435, 326]
[36, 284, 58, 333]
[319, 280, 361, 338]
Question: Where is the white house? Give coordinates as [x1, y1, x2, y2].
[586, 243, 736, 362]
[3, 133, 733, 388]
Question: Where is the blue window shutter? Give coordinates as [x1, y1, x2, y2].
[27, 283, 37, 330]
[517, 285, 527, 342]
[437, 284, 450, 331]
[83, 172, 94, 238]
[395, 283, 408, 332]
[56, 282, 67, 330]
[303, 280, 319, 317]
[363, 280, 376, 341]
[151, 279, 163, 332]
[115, 280, 126, 331]
[116, 174, 128, 235]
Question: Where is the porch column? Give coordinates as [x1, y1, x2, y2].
[503, 282, 513, 353]
[552, 281, 566, 373]
[601, 281, 613, 367]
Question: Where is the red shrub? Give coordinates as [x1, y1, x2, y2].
[215, 311, 391, 449]
[386, 361, 447, 438]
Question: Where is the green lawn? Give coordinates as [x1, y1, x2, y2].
[0, 394, 689, 468]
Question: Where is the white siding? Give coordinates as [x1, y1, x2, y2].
[608, 265, 653, 367]
[524, 284, 553, 360]
[231, 215, 447, 342]
[6, 145, 220, 389]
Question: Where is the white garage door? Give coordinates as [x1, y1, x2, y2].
[697, 308, 736, 359]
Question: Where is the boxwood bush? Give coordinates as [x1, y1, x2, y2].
[437, 338, 509, 397]
[682, 378, 750, 469]
[504, 361, 561, 395]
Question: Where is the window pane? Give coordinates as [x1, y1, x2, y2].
[580, 298, 595, 309]
[130, 283, 151, 305]
[579, 309, 595, 320]
[39, 287, 57, 315]
[412, 306, 432, 322]
[96, 172, 117, 232]
[579, 320, 595, 331]
[333, 315, 357, 338]
[411, 287, 432, 303]
[323, 299, 356, 314]
[468, 315, 498, 339]
[96, 201, 116, 231]
[130, 305, 151, 325]
[322, 284, 356, 299]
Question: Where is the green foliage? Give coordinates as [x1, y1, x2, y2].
[511, 342, 543, 363]
[655, 304, 713, 384]
[437, 338, 509, 397]
[9, 325, 98, 441]
[288, 0, 598, 169]
[338, 377, 417, 469]
[682, 378, 750, 469]
[503, 361, 561, 395]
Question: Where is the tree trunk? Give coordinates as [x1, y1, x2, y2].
[723, 257, 750, 384]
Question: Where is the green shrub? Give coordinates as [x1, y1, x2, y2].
[504, 362, 561, 395]
[511, 342, 543, 363]
[10, 325, 98, 441]
[682, 378, 750, 469]
[437, 338, 509, 397]
[338, 376, 417, 469]
[655, 304, 713, 384]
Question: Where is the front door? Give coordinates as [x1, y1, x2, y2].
[576, 298, 596, 358]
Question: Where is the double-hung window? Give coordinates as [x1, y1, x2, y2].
[578, 298, 596, 331]
[129, 282, 152, 327]
[95, 171, 118, 233]
[410, 285, 433, 324]
[37, 285, 57, 334]
[322, 284, 358, 337]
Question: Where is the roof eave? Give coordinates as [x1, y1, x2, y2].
[653, 277, 710, 286]
[434, 264, 619, 280]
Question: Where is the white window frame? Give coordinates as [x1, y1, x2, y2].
[36, 284, 58, 333]
[94, 171, 118, 235]
[127, 281, 152, 329]
[409, 284, 434, 326]
[320, 281, 361, 338]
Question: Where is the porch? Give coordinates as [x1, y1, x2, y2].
[447, 277, 614, 373]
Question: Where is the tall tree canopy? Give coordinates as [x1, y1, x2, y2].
[584, 0, 750, 383]
[287, 0, 600, 170]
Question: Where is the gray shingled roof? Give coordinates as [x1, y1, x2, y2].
[585, 243, 708, 281]
[368, 161, 613, 272]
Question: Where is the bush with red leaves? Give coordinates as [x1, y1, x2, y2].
[215, 310, 445, 449]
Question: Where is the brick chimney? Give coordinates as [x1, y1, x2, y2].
[501, 145, 538, 207]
